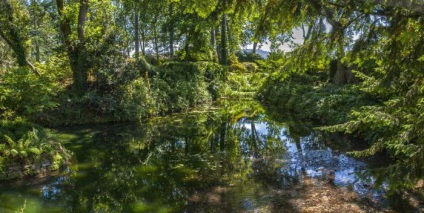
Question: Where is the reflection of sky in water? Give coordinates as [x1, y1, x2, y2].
[239, 118, 381, 198]
[42, 176, 67, 200]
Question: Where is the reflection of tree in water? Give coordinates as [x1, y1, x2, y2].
[5, 100, 374, 212]
[40, 101, 284, 212]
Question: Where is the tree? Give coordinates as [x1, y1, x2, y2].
[55, 0, 90, 95]
[0, 0, 39, 75]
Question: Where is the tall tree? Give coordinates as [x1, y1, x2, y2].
[168, 2, 175, 58]
[134, 1, 140, 58]
[219, 0, 228, 65]
[56, 0, 90, 95]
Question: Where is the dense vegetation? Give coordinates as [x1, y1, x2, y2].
[256, 1, 424, 191]
[0, 0, 423, 200]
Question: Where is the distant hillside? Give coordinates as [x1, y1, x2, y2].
[243, 49, 270, 59]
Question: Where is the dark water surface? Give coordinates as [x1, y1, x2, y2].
[0, 100, 410, 212]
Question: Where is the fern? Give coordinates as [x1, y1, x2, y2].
[4, 135, 15, 147]
[28, 147, 41, 156]
[10, 149, 18, 157]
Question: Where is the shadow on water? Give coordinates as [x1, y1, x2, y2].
[0, 100, 415, 212]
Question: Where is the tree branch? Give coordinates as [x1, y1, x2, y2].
[0, 27, 40, 76]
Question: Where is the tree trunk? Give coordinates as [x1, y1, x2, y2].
[210, 27, 215, 50]
[77, 0, 88, 43]
[141, 27, 146, 55]
[153, 23, 159, 62]
[226, 19, 232, 56]
[56, 0, 89, 95]
[31, 0, 40, 62]
[169, 3, 174, 59]
[332, 36, 351, 85]
[215, 27, 221, 60]
[333, 60, 347, 85]
[220, 14, 227, 65]
[185, 33, 190, 61]
[0, 0, 39, 75]
[250, 121, 259, 157]
[134, 9, 139, 58]
[252, 41, 257, 54]
[75, 0, 89, 94]
[219, 121, 227, 151]
[34, 38, 40, 62]
[210, 27, 217, 62]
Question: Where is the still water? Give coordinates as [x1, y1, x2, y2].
[0, 100, 408, 212]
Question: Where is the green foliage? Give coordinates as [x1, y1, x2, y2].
[243, 62, 258, 73]
[0, 67, 59, 119]
[43, 61, 226, 125]
[224, 69, 266, 99]
[119, 78, 153, 121]
[0, 120, 71, 177]
[150, 62, 225, 113]
[229, 63, 247, 73]
[235, 51, 263, 63]
[0, 0, 422, 196]
[258, 79, 372, 124]
[258, 3, 424, 191]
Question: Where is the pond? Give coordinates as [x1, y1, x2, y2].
[0, 100, 413, 212]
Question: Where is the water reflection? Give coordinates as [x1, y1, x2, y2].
[0, 100, 387, 212]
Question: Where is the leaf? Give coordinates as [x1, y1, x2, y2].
[4, 135, 15, 147]
[28, 147, 41, 155]
[10, 149, 18, 157]
[20, 150, 28, 157]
